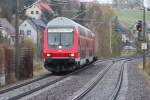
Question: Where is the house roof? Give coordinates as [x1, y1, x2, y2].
[32, 19, 46, 28]
[25, 0, 54, 14]
[21, 19, 46, 32]
[0, 18, 15, 35]
[32, 1, 54, 14]
[36, 2, 52, 11]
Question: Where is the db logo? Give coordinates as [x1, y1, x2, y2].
[59, 50, 62, 52]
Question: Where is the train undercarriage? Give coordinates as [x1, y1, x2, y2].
[44, 57, 97, 73]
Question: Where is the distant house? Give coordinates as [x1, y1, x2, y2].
[0, 18, 16, 45]
[122, 34, 129, 43]
[146, 22, 150, 41]
[116, 23, 132, 43]
[19, 19, 46, 43]
[25, 1, 54, 20]
[19, 18, 46, 59]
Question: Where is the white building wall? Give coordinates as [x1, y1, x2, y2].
[19, 21, 37, 43]
[25, 5, 42, 20]
[147, 33, 150, 41]
[122, 34, 129, 42]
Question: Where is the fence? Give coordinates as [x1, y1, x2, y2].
[0, 45, 33, 86]
[18, 48, 33, 80]
[0, 45, 15, 86]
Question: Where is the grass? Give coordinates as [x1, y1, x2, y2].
[121, 50, 136, 56]
[139, 61, 150, 87]
[33, 60, 49, 76]
[114, 8, 150, 28]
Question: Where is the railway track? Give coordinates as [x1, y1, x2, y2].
[109, 59, 132, 100]
[0, 73, 51, 94]
[108, 61, 126, 100]
[0, 57, 133, 100]
[68, 62, 115, 100]
[0, 58, 114, 100]
[69, 58, 134, 100]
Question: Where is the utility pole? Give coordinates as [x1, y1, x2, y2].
[15, 0, 20, 79]
[109, 22, 112, 54]
[143, 7, 146, 69]
[36, 26, 38, 62]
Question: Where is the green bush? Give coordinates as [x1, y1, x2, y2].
[111, 31, 122, 57]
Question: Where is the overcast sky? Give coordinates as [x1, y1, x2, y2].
[98, 0, 112, 4]
[80, 0, 113, 4]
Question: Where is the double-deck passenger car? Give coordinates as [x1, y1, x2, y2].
[43, 17, 97, 73]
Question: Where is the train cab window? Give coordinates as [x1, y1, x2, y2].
[48, 28, 74, 49]
[61, 32, 74, 48]
[48, 33, 60, 47]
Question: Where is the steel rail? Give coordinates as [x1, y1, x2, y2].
[69, 58, 134, 100]
[0, 73, 51, 94]
[69, 62, 115, 100]
[93, 56, 138, 65]
[0, 59, 105, 95]
[7, 59, 108, 100]
[1, 57, 134, 100]
[0, 58, 109, 98]
[109, 62, 125, 100]
[109, 59, 132, 100]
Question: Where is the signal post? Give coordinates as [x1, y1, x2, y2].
[136, 7, 147, 70]
[142, 7, 147, 70]
[136, 19, 147, 70]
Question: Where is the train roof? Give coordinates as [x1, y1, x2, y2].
[47, 17, 91, 32]
[47, 17, 95, 37]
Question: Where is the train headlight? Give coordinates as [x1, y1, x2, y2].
[47, 53, 51, 57]
[70, 53, 75, 57]
[58, 45, 62, 49]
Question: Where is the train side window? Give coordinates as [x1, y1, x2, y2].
[78, 38, 80, 46]
[79, 27, 85, 36]
[86, 40, 88, 47]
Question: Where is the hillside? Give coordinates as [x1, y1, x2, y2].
[114, 8, 150, 28]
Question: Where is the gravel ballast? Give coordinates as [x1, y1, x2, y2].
[2, 59, 150, 100]
[80, 60, 124, 100]
[126, 60, 150, 100]
[20, 61, 111, 100]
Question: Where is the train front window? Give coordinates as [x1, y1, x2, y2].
[48, 33, 60, 47]
[48, 28, 74, 49]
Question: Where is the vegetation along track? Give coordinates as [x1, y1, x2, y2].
[69, 58, 134, 100]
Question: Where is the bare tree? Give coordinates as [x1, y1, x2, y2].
[85, 1, 116, 57]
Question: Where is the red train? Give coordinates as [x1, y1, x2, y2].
[43, 17, 97, 73]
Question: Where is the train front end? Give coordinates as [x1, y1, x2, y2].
[43, 27, 79, 73]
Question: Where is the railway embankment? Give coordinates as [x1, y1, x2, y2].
[139, 60, 150, 88]
[127, 59, 150, 100]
